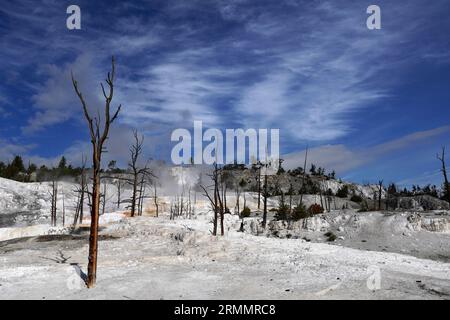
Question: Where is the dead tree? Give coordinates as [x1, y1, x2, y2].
[73, 156, 87, 226]
[437, 147, 450, 204]
[251, 162, 262, 210]
[153, 182, 159, 217]
[137, 172, 154, 216]
[49, 179, 58, 227]
[221, 170, 232, 213]
[201, 163, 223, 236]
[299, 146, 308, 207]
[114, 176, 123, 209]
[137, 174, 145, 216]
[71, 56, 121, 288]
[101, 177, 107, 216]
[262, 173, 269, 228]
[378, 180, 383, 211]
[127, 130, 151, 217]
[62, 188, 66, 226]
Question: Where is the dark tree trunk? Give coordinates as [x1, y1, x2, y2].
[62, 193, 65, 226]
[262, 174, 268, 228]
[378, 180, 383, 211]
[257, 169, 261, 209]
[87, 166, 100, 288]
[79, 171, 86, 224]
[299, 147, 308, 207]
[72, 56, 121, 288]
[50, 180, 58, 227]
[154, 185, 159, 217]
[437, 147, 450, 205]
[117, 179, 121, 209]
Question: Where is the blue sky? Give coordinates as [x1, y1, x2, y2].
[0, 0, 450, 187]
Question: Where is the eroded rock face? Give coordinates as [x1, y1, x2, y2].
[301, 216, 330, 232]
[245, 215, 331, 237]
[406, 213, 450, 233]
[421, 217, 450, 232]
[406, 213, 422, 231]
[396, 196, 449, 211]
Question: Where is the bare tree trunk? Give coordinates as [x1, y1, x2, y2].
[201, 164, 222, 236]
[88, 167, 101, 287]
[75, 157, 87, 225]
[62, 190, 65, 227]
[223, 184, 227, 213]
[131, 176, 138, 216]
[79, 172, 86, 224]
[257, 167, 261, 210]
[53, 181, 57, 226]
[154, 185, 159, 217]
[217, 168, 224, 236]
[236, 187, 240, 215]
[289, 183, 293, 214]
[74, 192, 81, 226]
[137, 174, 144, 216]
[437, 147, 450, 205]
[128, 130, 149, 217]
[299, 147, 308, 207]
[378, 180, 383, 211]
[262, 174, 268, 228]
[101, 179, 107, 216]
[72, 56, 121, 288]
[138, 175, 146, 216]
[116, 179, 122, 209]
[50, 179, 58, 227]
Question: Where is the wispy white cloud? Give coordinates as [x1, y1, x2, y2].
[0, 139, 36, 162]
[231, 2, 399, 140]
[23, 54, 105, 133]
[2, 0, 450, 183]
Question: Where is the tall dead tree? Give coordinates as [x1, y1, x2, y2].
[114, 176, 123, 209]
[62, 188, 65, 226]
[437, 147, 450, 205]
[100, 177, 111, 216]
[201, 163, 223, 236]
[127, 130, 152, 217]
[129, 130, 142, 217]
[252, 162, 262, 210]
[153, 182, 159, 217]
[262, 173, 269, 228]
[137, 174, 146, 216]
[73, 155, 87, 226]
[49, 179, 58, 227]
[137, 171, 154, 216]
[378, 180, 383, 211]
[71, 56, 121, 288]
[299, 146, 308, 207]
